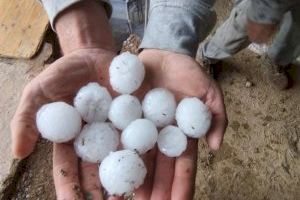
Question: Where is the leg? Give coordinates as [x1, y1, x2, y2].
[202, 0, 251, 63]
[268, 4, 300, 66]
[199, 9, 217, 43]
[264, 4, 300, 90]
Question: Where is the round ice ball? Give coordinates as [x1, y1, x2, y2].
[99, 150, 147, 196]
[176, 97, 212, 138]
[142, 88, 176, 127]
[74, 82, 112, 123]
[157, 125, 187, 157]
[121, 119, 158, 154]
[108, 95, 142, 130]
[36, 102, 82, 143]
[109, 52, 145, 94]
[74, 122, 119, 163]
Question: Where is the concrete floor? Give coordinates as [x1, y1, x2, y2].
[0, 43, 52, 183]
[0, 59, 26, 182]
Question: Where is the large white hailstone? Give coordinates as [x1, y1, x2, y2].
[176, 97, 212, 138]
[36, 102, 82, 143]
[99, 150, 147, 196]
[121, 119, 158, 154]
[108, 94, 142, 130]
[74, 82, 112, 123]
[157, 125, 187, 157]
[142, 88, 176, 127]
[109, 52, 145, 94]
[74, 122, 119, 163]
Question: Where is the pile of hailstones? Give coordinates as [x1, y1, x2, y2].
[36, 52, 212, 196]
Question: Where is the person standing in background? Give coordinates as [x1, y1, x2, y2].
[202, 0, 300, 90]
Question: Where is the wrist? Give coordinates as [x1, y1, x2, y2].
[140, 0, 216, 58]
[55, 0, 115, 54]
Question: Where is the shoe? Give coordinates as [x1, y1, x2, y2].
[202, 58, 222, 79]
[265, 56, 293, 90]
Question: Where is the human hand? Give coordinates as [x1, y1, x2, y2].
[10, 48, 118, 199]
[132, 49, 228, 200]
[9, 0, 121, 199]
[247, 19, 277, 44]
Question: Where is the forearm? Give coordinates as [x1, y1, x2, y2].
[55, 1, 115, 54]
[140, 0, 216, 58]
[40, 0, 115, 54]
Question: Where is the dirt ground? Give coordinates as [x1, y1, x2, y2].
[194, 51, 300, 200]
[1, 0, 300, 200]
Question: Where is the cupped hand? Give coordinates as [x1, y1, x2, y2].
[133, 49, 228, 200]
[11, 47, 227, 200]
[10, 48, 117, 200]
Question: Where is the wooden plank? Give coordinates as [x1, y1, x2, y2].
[0, 0, 49, 58]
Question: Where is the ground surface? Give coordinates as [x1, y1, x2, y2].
[1, 0, 300, 199]
[0, 42, 52, 182]
[195, 50, 300, 200]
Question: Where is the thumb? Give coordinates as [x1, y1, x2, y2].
[205, 83, 228, 150]
[10, 82, 48, 159]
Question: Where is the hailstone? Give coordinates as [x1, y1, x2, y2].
[142, 88, 176, 127]
[176, 97, 212, 138]
[108, 94, 142, 130]
[74, 122, 119, 163]
[74, 82, 112, 123]
[121, 119, 158, 154]
[36, 102, 82, 143]
[157, 125, 187, 157]
[109, 52, 145, 94]
[99, 150, 147, 196]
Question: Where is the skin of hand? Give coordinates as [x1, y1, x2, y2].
[132, 49, 228, 200]
[11, 2, 227, 200]
[247, 19, 278, 44]
[10, 1, 118, 199]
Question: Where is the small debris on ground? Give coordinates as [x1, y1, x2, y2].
[245, 80, 253, 88]
[121, 34, 141, 55]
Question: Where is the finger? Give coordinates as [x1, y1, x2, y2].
[150, 151, 175, 200]
[134, 148, 157, 200]
[171, 139, 198, 200]
[206, 111, 228, 150]
[80, 161, 103, 200]
[205, 84, 228, 150]
[11, 84, 48, 159]
[53, 143, 84, 200]
[11, 116, 39, 159]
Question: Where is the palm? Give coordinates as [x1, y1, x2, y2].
[11, 48, 227, 200]
[143, 51, 213, 100]
[140, 49, 227, 149]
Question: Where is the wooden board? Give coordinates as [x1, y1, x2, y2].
[0, 0, 49, 58]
